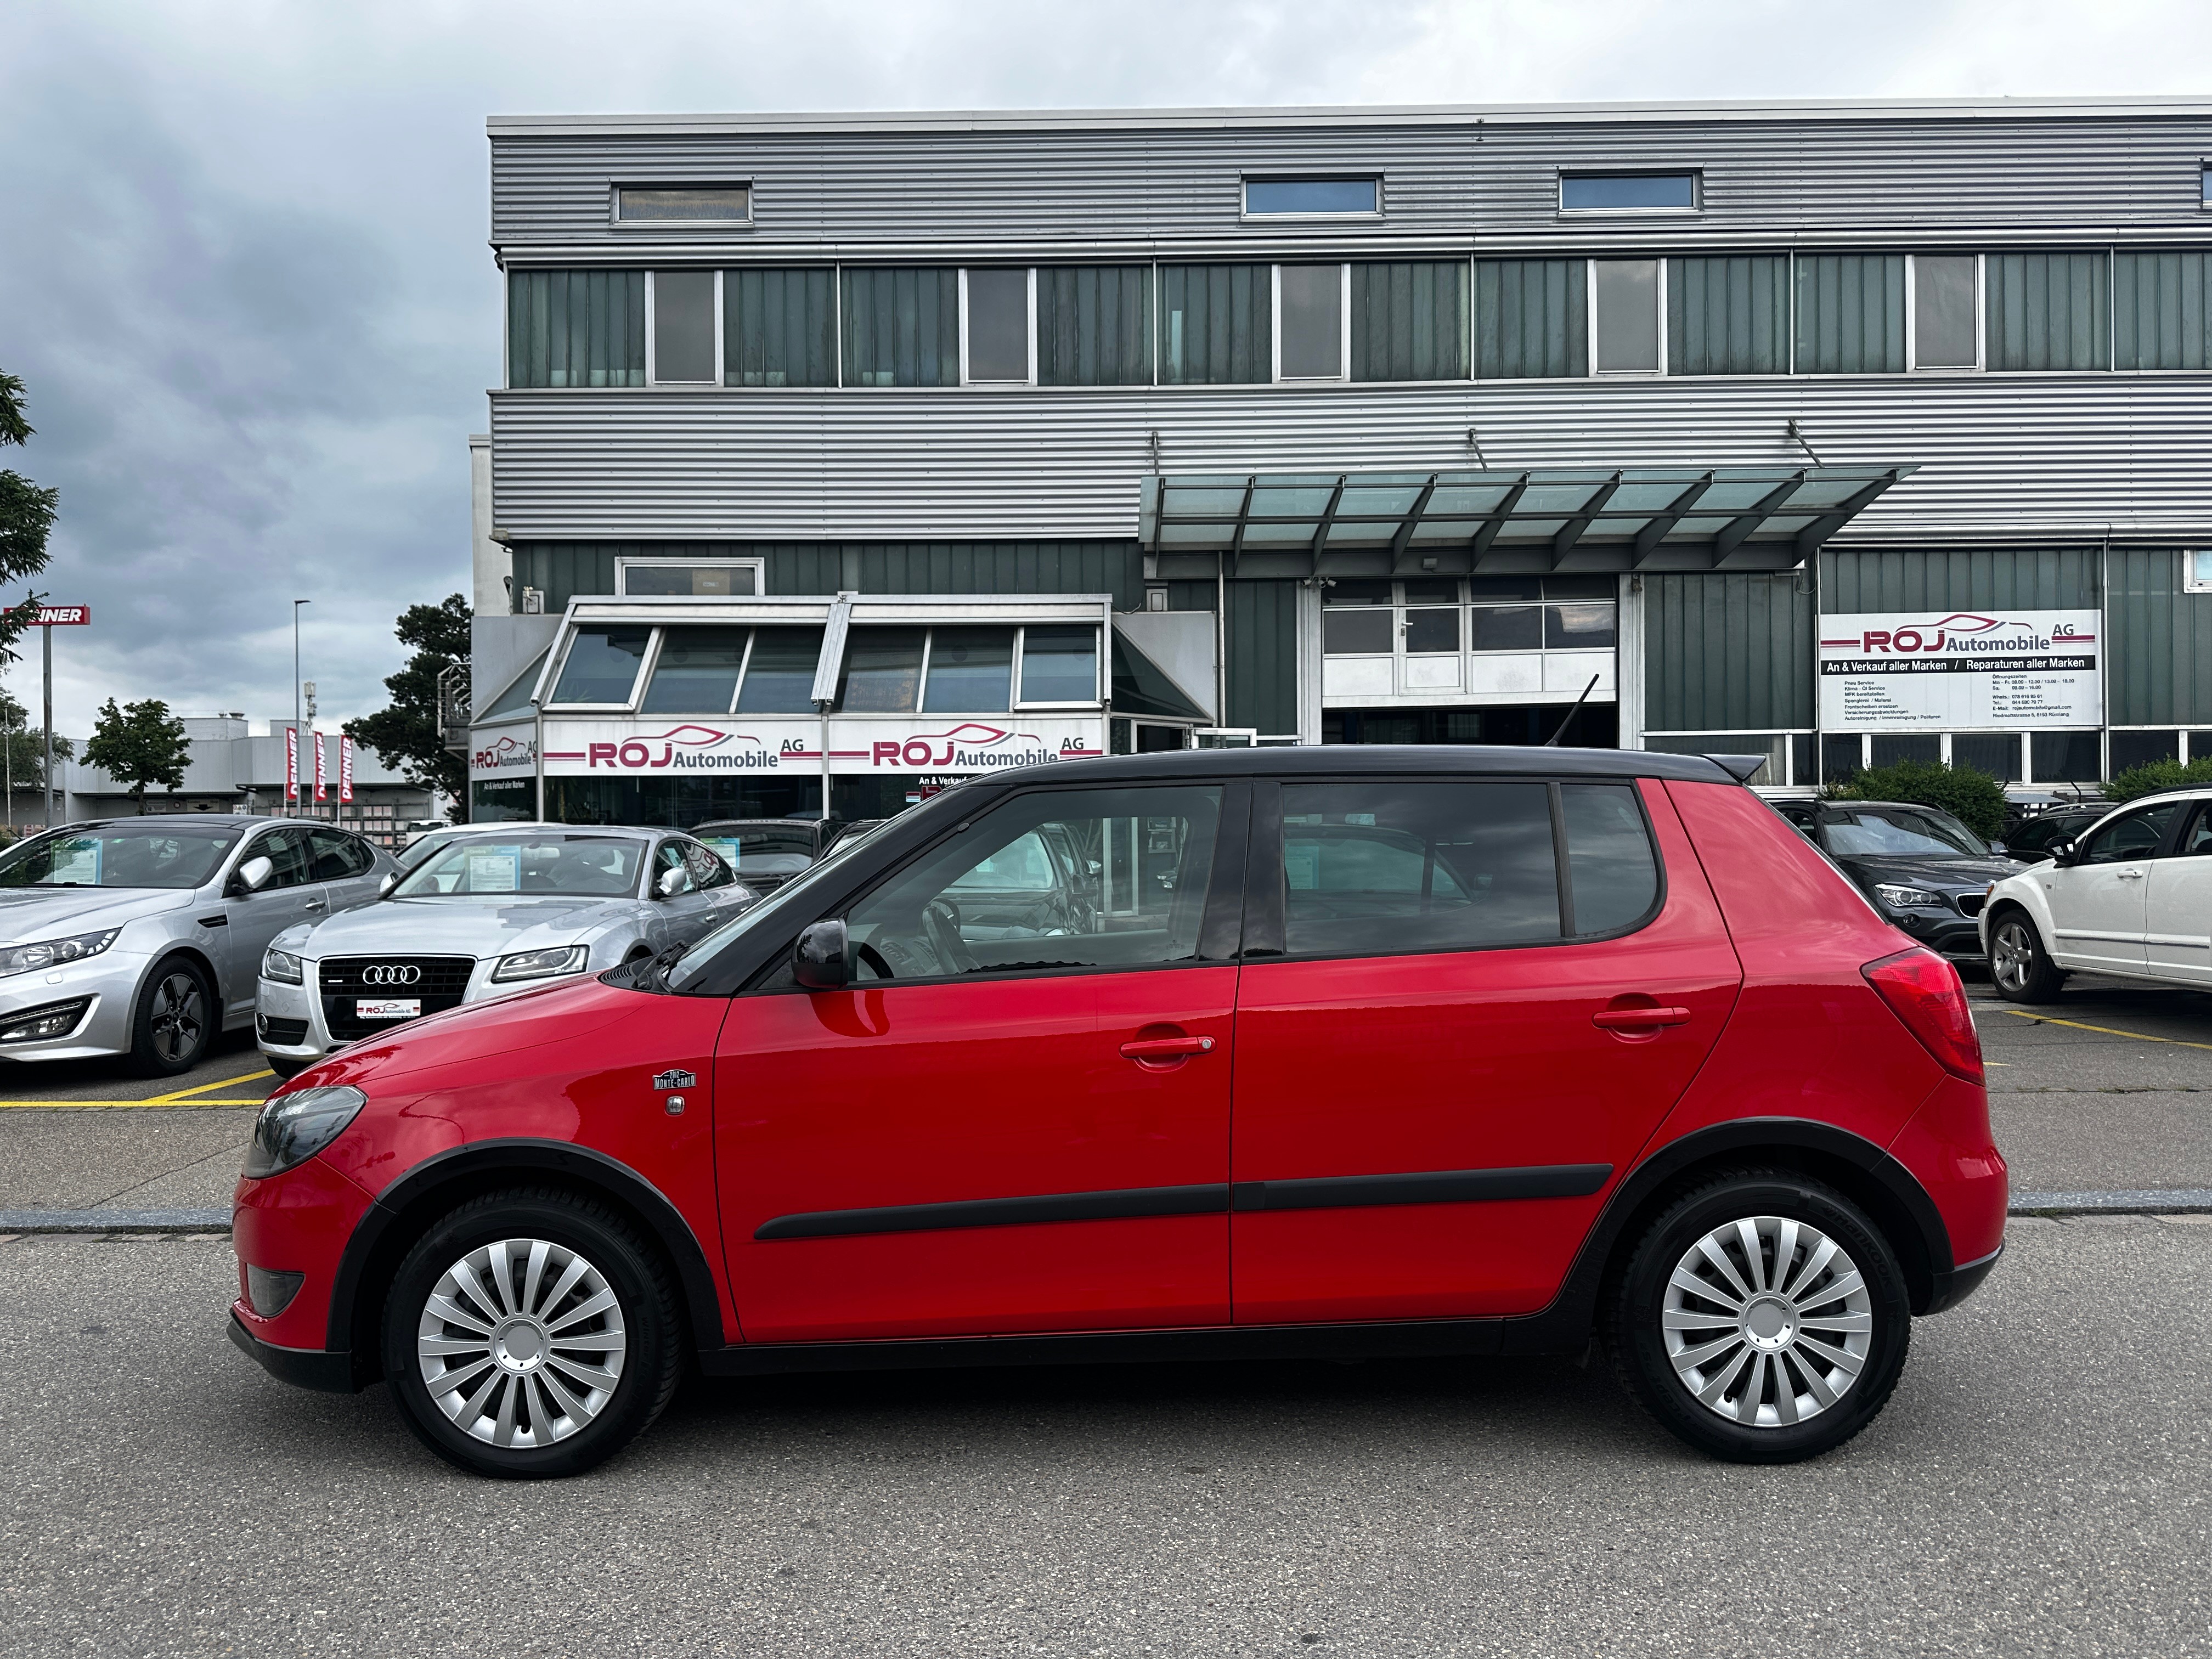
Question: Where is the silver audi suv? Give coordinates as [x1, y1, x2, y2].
[0, 816, 394, 1075]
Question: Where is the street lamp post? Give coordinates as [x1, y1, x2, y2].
[292, 599, 311, 818]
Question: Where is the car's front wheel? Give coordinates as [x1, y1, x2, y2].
[1989, 911, 2064, 1003]
[382, 1188, 682, 1479]
[126, 955, 214, 1077]
[1609, 1172, 1911, 1463]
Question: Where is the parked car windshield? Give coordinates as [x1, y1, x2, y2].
[1823, 806, 1985, 859]
[392, 834, 645, 898]
[0, 822, 244, 889]
[668, 815, 904, 990]
[693, 823, 817, 877]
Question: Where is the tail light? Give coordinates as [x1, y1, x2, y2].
[1863, 947, 1984, 1084]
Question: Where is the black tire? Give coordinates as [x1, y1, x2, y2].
[1607, 1171, 1911, 1464]
[1988, 909, 2066, 1003]
[381, 1188, 683, 1479]
[125, 955, 215, 1077]
[264, 1054, 311, 1081]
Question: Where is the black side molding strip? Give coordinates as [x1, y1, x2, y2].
[754, 1183, 1231, 1241]
[754, 1164, 1614, 1242]
[1231, 1165, 1612, 1212]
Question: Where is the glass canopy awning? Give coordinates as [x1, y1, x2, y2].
[1141, 466, 1915, 579]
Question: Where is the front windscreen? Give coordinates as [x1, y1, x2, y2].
[0, 823, 244, 889]
[696, 825, 818, 877]
[392, 834, 645, 898]
[1824, 808, 1985, 859]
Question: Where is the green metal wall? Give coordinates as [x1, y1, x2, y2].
[511, 541, 1145, 611]
[1643, 572, 1814, 731]
[2109, 549, 2212, 725]
[1162, 580, 1297, 732]
[1794, 255, 1906, 374]
[1985, 252, 2109, 371]
[1818, 548, 2100, 612]
[1472, 259, 1587, 379]
[1667, 256, 1790, 375]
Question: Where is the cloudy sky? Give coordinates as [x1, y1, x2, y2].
[4, 0, 2210, 738]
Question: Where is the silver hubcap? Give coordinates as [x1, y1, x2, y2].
[1664, 1215, 1872, 1428]
[1991, 922, 2033, 992]
[417, 1238, 627, 1449]
[149, 972, 205, 1064]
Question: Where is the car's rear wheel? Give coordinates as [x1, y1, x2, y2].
[1609, 1172, 1911, 1463]
[382, 1188, 682, 1479]
[1989, 912, 2064, 1003]
[126, 955, 214, 1077]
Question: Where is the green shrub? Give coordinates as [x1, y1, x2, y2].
[2104, 757, 2212, 804]
[1819, 758, 2008, 843]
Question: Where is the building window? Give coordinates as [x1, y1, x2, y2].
[1985, 252, 2109, 371]
[1277, 264, 1346, 380]
[1950, 733, 2024, 782]
[1474, 259, 1587, 379]
[641, 627, 751, 714]
[507, 270, 645, 388]
[2109, 730, 2180, 772]
[836, 627, 929, 713]
[1592, 259, 1663, 374]
[2187, 550, 2212, 592]
[1159, 264, 1271, 385]
[1871, 734, 1940, 768]
[921, 627, 1016, 713]
[2203, 165, 2211, 206]
[1909, 254, 1981, 370]
[725, 268, 836, 387]
[962, 269, 1034, 384]
[1322, 577, 1615, 702]
[733, 628, 826, 713]
[1795, 254, 1907, 374]
[1560, 172, 1698, 212]
[650, 271, 718, 383]
[841, 268, 960, 387]
[2031, 730, 2102, 783]
[615, 558, 761, 597]
[1018, 625, 1101, 705]
[1036, 266, 1153, 387]
[549, 627, 652, 707]
[1351, 262, 1469, 381]
[1667, 255, 1789, 376]
[616, 185, 751, 225]
[1244, 177, 1379, 217]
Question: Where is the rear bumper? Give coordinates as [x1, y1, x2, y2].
[1923, 1242, 2004, 1316]
[226, 1310, 358, 1393]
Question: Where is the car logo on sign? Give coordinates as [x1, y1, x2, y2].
[362, 964, 422, 986]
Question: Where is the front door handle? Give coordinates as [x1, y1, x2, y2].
[303, 899, 327, 911]
[1119, 1035, 1216, 1060]
[1592, 1006, 1692, 1031]
[2117, 869, 2144, 881]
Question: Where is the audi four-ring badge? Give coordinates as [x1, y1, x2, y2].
[230, 748, 2005, 1480]
[252, 826, 757, 1078]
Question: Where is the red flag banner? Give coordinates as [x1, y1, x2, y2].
[285, 725, 299, 802]
[338, 735, 355, 804]
[313, 730, 327, 803]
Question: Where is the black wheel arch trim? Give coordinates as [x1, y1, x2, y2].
[1494, 1116, 1956, 1355]
[324, 1138, 728, 1389]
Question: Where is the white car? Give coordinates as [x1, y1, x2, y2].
[1980, 787, 2212, 1000]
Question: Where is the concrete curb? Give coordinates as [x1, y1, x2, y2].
[2006, 1189, 2212, 1216]
[0, 1209, 232, 1233]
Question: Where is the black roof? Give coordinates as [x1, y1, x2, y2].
[980, 744, 1750, 788]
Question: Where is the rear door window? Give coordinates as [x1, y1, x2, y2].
[1560, 783, 1661, 933]
[308, 828, 375, 879]
[2079, 803, 2182, 865]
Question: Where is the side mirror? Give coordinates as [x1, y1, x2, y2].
[231, 855, 274, 896]
[2047, 837, 2078, 866]
[793, 919, 849, 991]
[1987, 840, 2008, 857]
[656, 866, 689, 899]
[377, 871, 399, 896]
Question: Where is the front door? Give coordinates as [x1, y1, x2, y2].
[2045, 802, 2186, 974]
[222, 826, 328, 1020]
[714, 780, 1243, 1343]
[1230, 775, 1741, 1324]
[2145, 800, 2212, 985]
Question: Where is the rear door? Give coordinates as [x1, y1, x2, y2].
[1228, 773, 1741, 1324]
[2145, 800, 2212, 986]
[308, 827, 383, 915]
[2044, 802, 2186, 974]
[223, 826, 328, 1020]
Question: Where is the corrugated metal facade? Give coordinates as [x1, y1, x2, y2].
[1227, 582, 1300, 733]
[1819, 546, 2102, 611]
[2108, 549, 2212, 726]
[1644, 573, 1815, 731]
[511, 540, 1143, 610]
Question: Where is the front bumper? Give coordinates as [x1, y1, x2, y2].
[256, 958, 594, 1064]
[226, 1311, 356, 1392]
[1883, 908, 1989, 960]
[0, 950, 156, 1062]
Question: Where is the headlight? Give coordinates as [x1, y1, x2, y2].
[490, 944, 590, 983]
[0, 928, 121, 978]
[1874, 884, 1949, 911]
[261, 947, 305, 985]
[244, 1085, 368, 1179]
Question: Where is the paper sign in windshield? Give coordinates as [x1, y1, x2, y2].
[465, 849, 522, 892]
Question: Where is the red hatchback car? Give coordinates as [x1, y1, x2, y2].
[229, 748, 2006, 1477]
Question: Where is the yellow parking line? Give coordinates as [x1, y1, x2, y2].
[144, 1069, 275, 1104]
[2001, 1009, 2212, 1052]
[0, 1098, 269, 1109]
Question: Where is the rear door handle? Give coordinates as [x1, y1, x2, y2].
[1592, 1006, 1692, 1031]
[1119, 1035, 1216, 1059]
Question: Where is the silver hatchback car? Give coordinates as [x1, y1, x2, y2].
[0, 816, 396, 1075]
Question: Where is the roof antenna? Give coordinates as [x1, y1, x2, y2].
[1543, 675, 1601, 746]
[1787, 419, 1824, 466]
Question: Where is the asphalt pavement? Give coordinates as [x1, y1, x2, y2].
[3, 1215, 2209, 1657]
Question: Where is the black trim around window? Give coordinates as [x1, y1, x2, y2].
[753, 1162, 1614, 1241]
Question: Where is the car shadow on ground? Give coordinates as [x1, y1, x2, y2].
[0, 1026, 266, 1100]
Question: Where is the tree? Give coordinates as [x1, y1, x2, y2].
[1820, 757, 2009, 843]
[84, 698, 190, 814]
[0, 370, 61, 665]
[2106, 756, 2212, 804]
[345, 594, 470, 820]
[0, 684, 74, 803]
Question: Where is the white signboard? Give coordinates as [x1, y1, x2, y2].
[469, 730, 539, 780]
[1818, 609, 2101, 732]
[539, 716, 1107, 778]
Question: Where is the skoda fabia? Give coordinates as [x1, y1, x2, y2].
[229, 748, 2006, 1477]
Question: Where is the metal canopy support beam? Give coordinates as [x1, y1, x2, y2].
[1389, 475, 1440, 572]
[1632, 472, 1716, 564]
[1310, 475, 1348, 562]
[1712, 471, 1807, 562]
[1551, 471, 1623, 565]
[1470, 472, 1533, 560]
[1794, 469, 1903, 556]
[1227, 475, 1257, 578]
